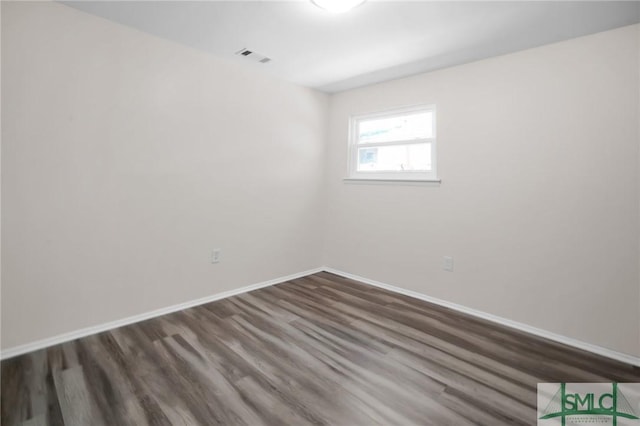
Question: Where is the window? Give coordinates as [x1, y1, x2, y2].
[348, 105, 437, 181]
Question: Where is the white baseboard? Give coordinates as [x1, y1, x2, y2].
[5, 265, 639, 367]
[323, 267, 640, 367]
[0, 267, 324, 360]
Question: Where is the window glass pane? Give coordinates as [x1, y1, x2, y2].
[358, 111, 432, 143]
[357, 143, 431, 172]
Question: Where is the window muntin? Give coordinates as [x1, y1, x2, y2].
[349, 105, 437, 180]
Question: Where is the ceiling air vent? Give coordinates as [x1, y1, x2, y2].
[235, 48, 271, 64]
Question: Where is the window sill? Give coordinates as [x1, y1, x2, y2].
[343, 178, 441, 186]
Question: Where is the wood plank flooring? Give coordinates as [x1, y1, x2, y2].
[2, 272, 639, 425]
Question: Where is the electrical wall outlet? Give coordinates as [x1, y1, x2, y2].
[211, 249, 221, 264]
[443, 256, 453, 272]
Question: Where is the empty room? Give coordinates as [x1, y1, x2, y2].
[2, 0, 640, 425]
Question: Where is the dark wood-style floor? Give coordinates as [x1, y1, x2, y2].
[2, 272, 639, 425]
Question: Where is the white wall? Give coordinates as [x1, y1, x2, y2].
[3, 2, 639, 360]
[1, 1, 328, 350]
[324, 24, 640, 357]
[0, 1, 3, 352]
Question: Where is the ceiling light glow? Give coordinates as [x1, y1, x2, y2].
[311, 0, 366, 14]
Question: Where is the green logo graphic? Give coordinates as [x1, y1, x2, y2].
[539, 383, 639, 426]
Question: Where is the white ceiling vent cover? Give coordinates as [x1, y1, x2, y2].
[235, 48, 271, 64]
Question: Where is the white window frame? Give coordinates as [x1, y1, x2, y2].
[347, 104, 438, 182]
